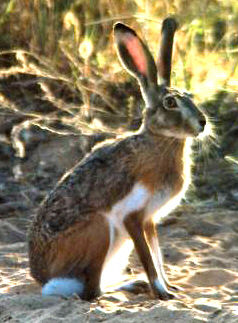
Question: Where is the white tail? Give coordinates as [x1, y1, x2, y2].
[42, 278, 84, 297]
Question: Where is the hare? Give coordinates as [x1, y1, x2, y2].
[28, 18, 207, 301]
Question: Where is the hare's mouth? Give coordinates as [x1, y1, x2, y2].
[197, 122, 210, 140]
[185, 116, 207, 139]
[157, 128, 200, 139]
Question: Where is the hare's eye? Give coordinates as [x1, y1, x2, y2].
[164, 96, 177, 109]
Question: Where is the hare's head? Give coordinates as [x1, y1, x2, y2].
[114, 19, 206, 139]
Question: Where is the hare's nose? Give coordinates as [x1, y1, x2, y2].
[199, 118, 206, 132]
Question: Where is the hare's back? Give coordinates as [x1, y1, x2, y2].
[32, 140, 138, 235]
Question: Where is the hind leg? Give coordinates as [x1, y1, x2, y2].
[80, 261, 104, 300]
[100, 221, 134, 290]
[45, 213, 110, 300]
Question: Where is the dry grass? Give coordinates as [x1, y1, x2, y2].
[0, 0, 238, 143]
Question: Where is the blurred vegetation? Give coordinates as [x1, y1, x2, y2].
[0, 0, 238, 159]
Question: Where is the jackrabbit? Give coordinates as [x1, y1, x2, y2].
[28, 18, 207, 301]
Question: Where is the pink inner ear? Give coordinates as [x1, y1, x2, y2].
[123, 33, 147, 75]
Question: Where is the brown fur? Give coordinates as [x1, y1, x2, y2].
[29, 212, 110, 300]
[28, 131, 188, 285]
[28, 20, 206, 301]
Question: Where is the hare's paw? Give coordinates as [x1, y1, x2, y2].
[117, 280, 150, 295]
[152, 279, 175, 300]
[166, 282, 183, 293]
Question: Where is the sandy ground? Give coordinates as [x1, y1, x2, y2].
[0, 203, 238, 323]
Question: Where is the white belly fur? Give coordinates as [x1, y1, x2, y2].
[101, 182, 182, 288]
[104, 182, 174, 231]
[105, 182, 150, 234]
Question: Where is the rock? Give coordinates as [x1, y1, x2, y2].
[194, 303, 219, 313]
[186, 219, 221, 237]
[163, 246, 187, 264]
[231, 220, 238, 233]
[0, 220, 25, 244]
[188, 269, 237, 287]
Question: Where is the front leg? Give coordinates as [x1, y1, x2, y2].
[124, 211, 174, 300]
[144, 220, 178, 292]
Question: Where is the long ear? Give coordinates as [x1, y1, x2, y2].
[157, 18, 178, 86]
[114, 23, 157, 89]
